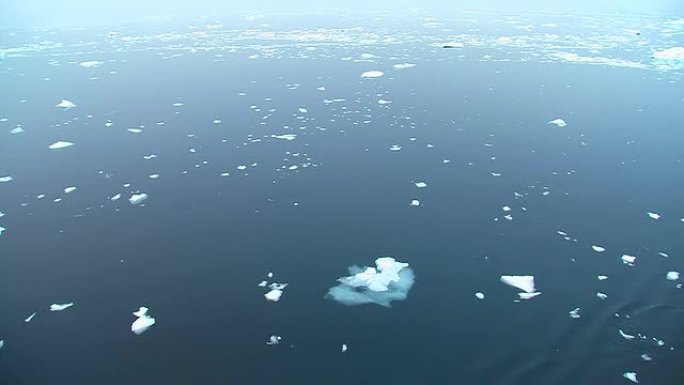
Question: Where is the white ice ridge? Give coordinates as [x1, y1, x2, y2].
[326, 257, 414, 307]
[131, 306, 156, 335]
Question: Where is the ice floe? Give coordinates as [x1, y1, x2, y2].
[265, 289, 283, 302]
[55, 99, 76, 109]
[48, 141, 75, 150]
[50, 302, 74, 311]
[10, 126, 23, 134]
[341, 343, 348, 352]
[598, 275, 609, 280]
[621, 254, 637, 266]
[596, 292, 608, 300]
[414, 182, 427, 188]
[0, 226, 5, 235]
[24, 312, 36, 323]
[127, 128, 143, 134]
[393, 63, 416, 70]
[129, 193, 148, 205]
[271, 134, 297, 141]
[389, 145, 402, 152]
[666, 271, 679, 281]
[619, 330, 636, 340]
[131, 307, 156, 335]
[64, 186, 77, 194]
[441, 41, 464, 48]
[360, 70, 384, 78]
[623, 372, 638, 383]
[475, 292, 485, 300]
[326, 257, 414, 307]
[548, 118, 567, 127]
[569, 308, 581, 319]
[518, 292, 542, 300]
[0, 176, 13, 183]
[647, 212, 660, 220]
[79, 60, 103, 68]
[110, 193, 122, 201]
[500, 275, 536, 293]
[410, 199, 421, 207]
[266, 335, 281, 345]
[592, 245, 606, 253]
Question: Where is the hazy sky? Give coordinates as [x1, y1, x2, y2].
[1, 0, 683, 28]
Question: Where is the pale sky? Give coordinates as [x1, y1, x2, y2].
[1, 0, 683, 28]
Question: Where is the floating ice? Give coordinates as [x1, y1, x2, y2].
[596, 292, 608, 300]
[623, 372, 638, 383]
[25, 312, 37, 323]
[360, 70, 384, 78]
[341, 343, 348, 352]
[475, 292, 485, 300]
[0, 226, 5, 235]
[598, 275, 609, 280]
[271, 134, 297, 141]
[50, 302, 74, 311]
[55, 99, 76, 109]
[414, 182, 427, 188]
[0, 176, 13, 183]
[393, 63, 416, 70]
[619, 330, 636, 340]
[592, 245, 606, 252]
[410, 199, 420, 207]
[131, 307, 156, 335]
[266, 335, 281, 345]
[64, 186, 77, 194]
[172, 102, 184, 107]
[10, 126, 23, 134]
[129, 193, 148, 205]
[548, 118, 567, 127]
[389, 145, 402, 151]
[569, 308, 581, 319]
[647, 212, 660, 220]
[653, 47, 684, 62]
[149, 174, 160, 179]
[265, 289, 283, 302]
[0, 340, 3, 350]
[110, 193, 122, 201]
[621, 254, 637, 265]
[326, 257, 414, 307]
[80, 60, 103, 68]
[48, 141, 75, 150]
[127, 128, 142, 134]
[441, 41, 464, 48]
[257, 280, 268, 287]
[641, 354, 652, 361]
[518, 292, 542, 300]
[666, 271, 679, 281]
[500, 275, 536, 293]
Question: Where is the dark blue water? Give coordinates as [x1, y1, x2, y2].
[1, 12, 683, 385]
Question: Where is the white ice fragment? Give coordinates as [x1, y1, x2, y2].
[10, 126, 23, 134]
[266, 335, 281, 345]
[127, 128, 142, 134]
[389, 145, 402, 151]
[641, 354, 652, 361]
[267, 272, 274, 278]
[64, 186, 77, 194]
[213, 119, 222, 124]
[149, 174, 160, 179]
[619, 330, 636, 340]
[623, 372, 638, 383]
[110, 193, 122, 201]
[265, 289, 283, 302]
[653, 47, 684, 61]
[50, 302, 74, 311]
[518, 292, 542, 300]
[0, 226, 5, 235]
[79, 60, 103, 68]
[596, 292, 608, 299]
[143, 154, 158, 160]
[341, 343, 348, 352]
[548, 118, 567, 127]
[0, 340, 3, 350]
[598, 275, 609, 280]
[666, 271, 679, 281]
[621, 254, 637, 265]
[24, 312, 37, 322]
[257, 280, 268, 287]
[172, 102, 184, 107]
[361, 70, 384, 78]
[48, 141, 75, 150]
[237, 165, 247, 171]
[410, 199, 421, 207]
[475, 292, 485, 300]
[378, 99, 392, 105]
[271, 134, 297, 141]
[500, 275, 536, 293]
[569, 308, 581, 319]
[129, 193, 148, 205]
[220, 172, 230, 177]
[441, 41, 464, 48]
[131, 307, 156, 335]
[393, 63, 416, 70]
[592, 245, 606, 252]
[414, 182, 427, 188]
[298, 107, 307, 113]
[55, 99, 76, 109]
[0, 176, 13, 183]
[647, 212, 661, 220]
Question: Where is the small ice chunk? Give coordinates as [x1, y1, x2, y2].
[64, 186, 77, 194]
[129, 193, 148, 205]
[647, 212, 660, 220]
[475, 292, 485, 300]
[298, 107, 307, 113]
[127, 128, 142, 134]
[271, 134, 297, 141]
[414, 182, 427, 188]
[548, 118, 567, 127]
[266, 335, 281, 345]
[393, 63, 416, 70]
[48, 141, 75, 150]
[592, 245, 606, 252]
[598, 275, 609, 280]
[623, 372, 638, 383]
[149, 174, 160, 179]
[569, 308, 581, 319]
[441, 41, 464, 48]
[641, 354, 652, 361]
[50, 302, 74, 311]
[79, 60, 103, 68]
[25, 312, 37, 322]
[389, 145, 402, 151]
[131, 307, 156, 335]
[619, 330, 636, 340]
[172, 102, 184, 107]
[10, 126, 23, 134]
[0, 340, 3, 350]
[621, 254, 636, 265]
[518, 292, 542, 300]
[410, 199, 421, 207]
[341, 343, 348, 352]
[110, 193, 122, 201]
[361, 70, 384, 78]
[666, 271, 679, 281]
[0, 226, 5, 235]
[0, 176, 13, 183]
[502, 206, 511, 212]
[500, 275, 536, 293]
[265, 289, 283, 302]
[596, 292, 608, 299]
[55, 99, 76, 109]
[257, 280, 268, 287]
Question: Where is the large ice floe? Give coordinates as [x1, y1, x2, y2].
[326, 257, 414, 307]
[500, 275, 541, 299]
